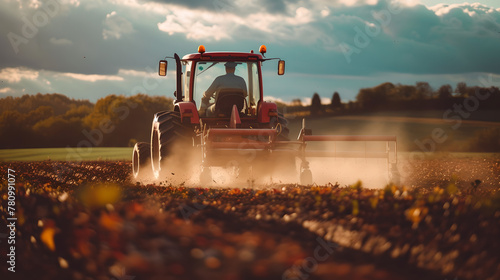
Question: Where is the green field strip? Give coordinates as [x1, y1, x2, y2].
[0, 147, 133, 161]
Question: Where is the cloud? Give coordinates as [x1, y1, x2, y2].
[430, 2, 499, 16]
[0, 67, 39, 83]
[155, 3, 325, 42]
[60, 72, 124, 82]
[103, 11, 135, 39]
[12, 0, 80, 11]
[0, 66, 173, 101]
[1, 0, 499, 104]
[118, 69, 153, 77]
[147, 0, 239, 12]
[0, 87, 13, 94]
[49, 37, 73, 45]
[157, 7, 237, 40]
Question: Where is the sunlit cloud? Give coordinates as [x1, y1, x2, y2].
[49, 37, 73, 45]
[157, 7, 237, 40]
[430, 2, 499, 16]
[0, 67, 39, 83]
[0, 87, 13, 94]
[60, 72, 124, 82]
[118, 69, 153, 77]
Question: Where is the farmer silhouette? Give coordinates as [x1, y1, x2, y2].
[201, 62, 247, 116]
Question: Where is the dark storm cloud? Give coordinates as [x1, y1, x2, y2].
[144, 0, 236, 12]
[313, 1, 500, 75]
[0, 0, 173, 75]
[144, 0, 297, 14]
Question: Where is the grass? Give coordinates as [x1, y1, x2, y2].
[1, 149, 496, 163]
[0, 147, 132, 161]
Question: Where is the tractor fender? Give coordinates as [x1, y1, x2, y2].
[257, 101, 278, 123]
[174, 102, 200, 124]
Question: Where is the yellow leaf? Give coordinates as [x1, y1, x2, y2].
[446, 183, 458, 196]
[369, 197, 378, 209]
[41, 223, 57, 251]
[352, 200, 359, 216]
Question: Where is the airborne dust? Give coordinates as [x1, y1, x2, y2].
[134, 139, 398, 189]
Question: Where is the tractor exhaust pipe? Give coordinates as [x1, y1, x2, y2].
[174, 53, 183, 103]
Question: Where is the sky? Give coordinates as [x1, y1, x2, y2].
[1, 0, 500, 103]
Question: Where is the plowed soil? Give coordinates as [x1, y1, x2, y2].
[1, 158, 499, 280]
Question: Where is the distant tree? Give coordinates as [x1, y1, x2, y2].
[0, 93, 176, 148]
[33, 116, 84, 147]
[64, 105, 93, 119]
[396, 84, 417, 100]
[356, 88, 374, 109]
[310, 93, 322, 115]
[84, 94, 174, 146]
[0, 93, 93, 115]
[26, 106, 54, 127]
[438, 84, 453, 99]
[436, 84, 453, 108]
[331, 92, 342, 109]
[0, 110, 34, 148]
[291, 99, 303, 107]
[347, 101, 355, 111]
[359, 82, 393, 109]
[356, 84, 392, 110]
[467, 86, 479, 98]
[456, 82, 467, 97]
[416, 82, 433, 99]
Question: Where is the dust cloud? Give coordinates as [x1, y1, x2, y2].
[133, 139, 396, 189]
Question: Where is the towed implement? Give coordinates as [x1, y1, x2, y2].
[132, 45, 400, 185]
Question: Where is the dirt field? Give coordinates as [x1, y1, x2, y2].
[1, 158, 499, 280]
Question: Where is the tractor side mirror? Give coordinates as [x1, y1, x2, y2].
[278, 60, 285, 75]
[159, 60, 167, 76]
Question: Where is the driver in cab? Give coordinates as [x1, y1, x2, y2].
[200, 62, 247, 116]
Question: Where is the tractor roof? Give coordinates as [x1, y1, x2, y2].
[182, 52, 264, 62]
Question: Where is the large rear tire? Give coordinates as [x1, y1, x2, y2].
[150, 111, 196, 179]
[132, 142, 152, 179]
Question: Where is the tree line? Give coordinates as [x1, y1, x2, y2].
[1, 81, 498, 150]
[303, 82, 500, 115]
[0, 93, 173, 149]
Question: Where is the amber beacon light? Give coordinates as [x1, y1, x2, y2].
[259, 45, 267, 55]
[198, 45, 206, 54]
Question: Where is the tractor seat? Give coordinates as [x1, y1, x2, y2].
[214, 88, 246, 117]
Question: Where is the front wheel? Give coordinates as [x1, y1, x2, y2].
[132, 142, 152, 179]
[150, 111, 195, 179]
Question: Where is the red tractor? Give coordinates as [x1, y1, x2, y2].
[132, 45, 399, 185]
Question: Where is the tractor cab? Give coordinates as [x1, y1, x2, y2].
[159, 45, 285, 126]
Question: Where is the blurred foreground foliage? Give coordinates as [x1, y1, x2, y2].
[0, 158, 499, 280]
[0, 93, 173, 148]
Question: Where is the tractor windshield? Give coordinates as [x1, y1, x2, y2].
[193, 61, 260, 117]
